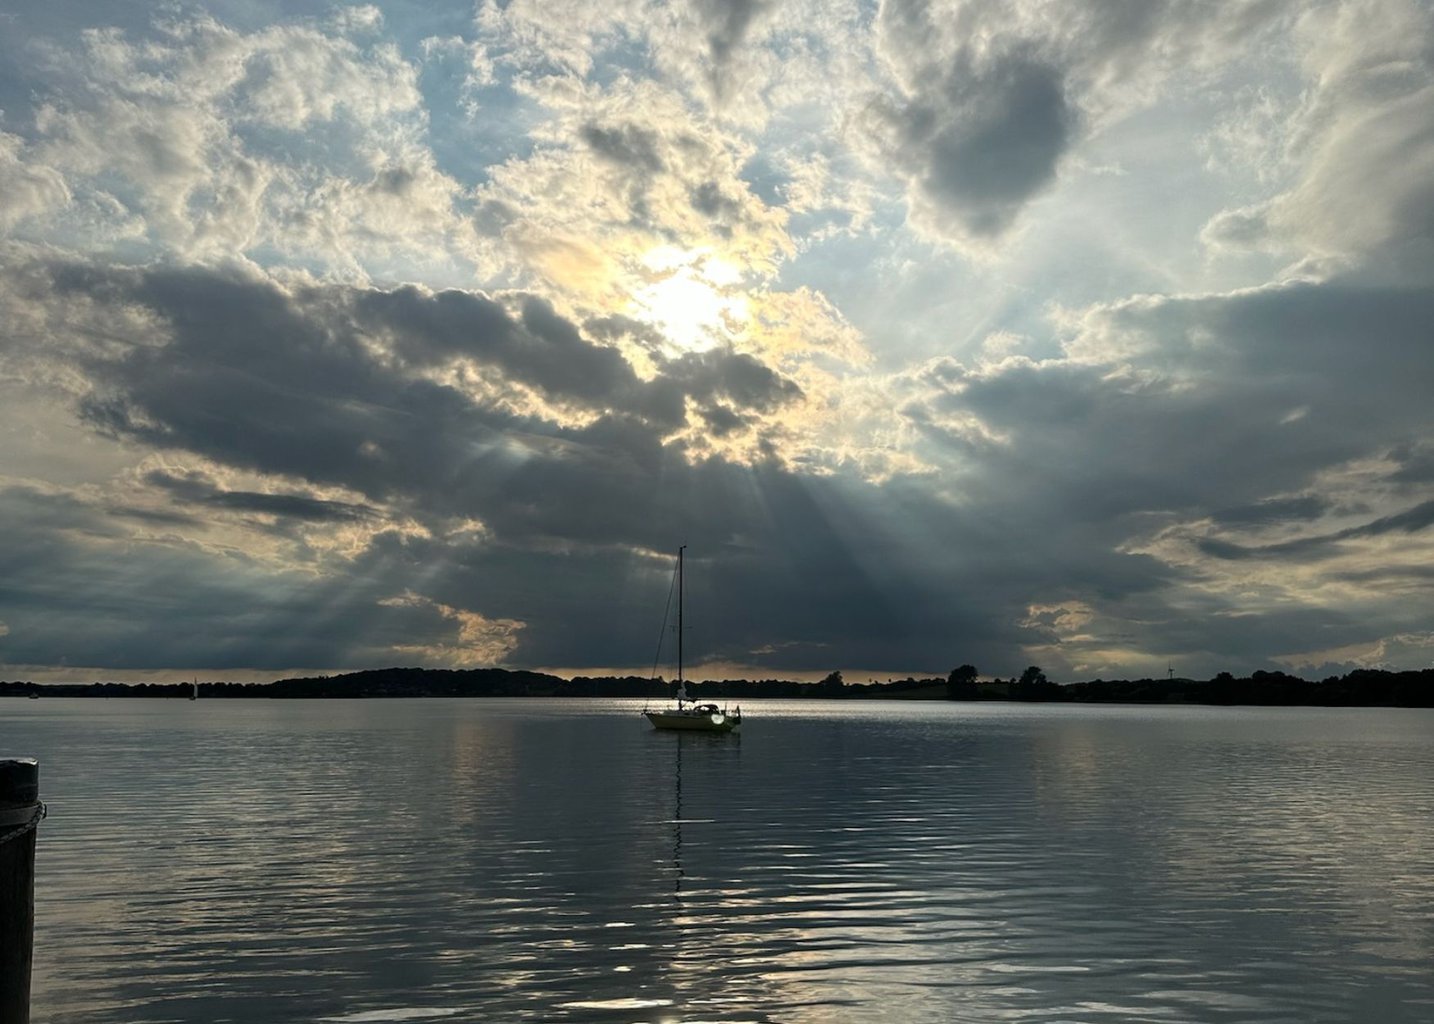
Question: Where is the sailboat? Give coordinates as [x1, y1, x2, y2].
[643, 546, 742, 733]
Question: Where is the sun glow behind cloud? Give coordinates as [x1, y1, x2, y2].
[629, 247, 748, 353]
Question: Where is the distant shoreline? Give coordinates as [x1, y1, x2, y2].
[3, 666, 1431, 707]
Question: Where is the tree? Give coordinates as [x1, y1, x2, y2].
[1018, 665, 1048, 688]
[1013, 665, 1057, 700]
[819, 670, 844, 695]
[946, 664, 979, 700]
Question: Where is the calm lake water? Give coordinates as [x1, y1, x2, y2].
[4, 698, 1433, 1023]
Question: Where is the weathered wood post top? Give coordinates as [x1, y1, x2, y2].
[1, 757, 43, 1024]
[0, 758, 38, 805]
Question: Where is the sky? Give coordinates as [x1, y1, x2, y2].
[1, 0, 1432, 684]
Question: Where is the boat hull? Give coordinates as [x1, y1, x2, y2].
[644, 710, 740, 733]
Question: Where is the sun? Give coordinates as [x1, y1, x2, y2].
[630, 247, 747, 352]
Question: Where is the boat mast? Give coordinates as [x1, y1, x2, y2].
[676, 545, 685, 702]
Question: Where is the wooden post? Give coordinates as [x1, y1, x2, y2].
[0, 758, 41, 1024]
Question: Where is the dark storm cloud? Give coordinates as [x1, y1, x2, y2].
[4, 262, 1270, 674]
[1332, 564, 1434, 585]
[869, 0, 1294, 245]
[0, 421, 1052, 677]
[668, 348, 802, 412]
[378, 464, 1067, 674]
[578, 316, 801, 421]
[892, 52, 1075, 239]
[1387, 443, 1434, 485]
[1199, 499, 1434, 562]
[64, 265, 432, 494]
[144, 469, 380, 523]
[34, 264, 804, 527]
[105, 504, 204, 527]
[896, 273, 1434, 671]
[4, 257, 1093, 675]
[11, 254, 1433, 680]
[354, 283, 802, 433]
[583, 313, 667, 349]
[518, 295, 644, 400]
[1210, 495, 1331, 527]
[701, 404, 744, 435]
[0, 483, 465, 672]
[354, 285, 633, 401]
[927, 280, 1434, 521]
[27, 260, 808, 557]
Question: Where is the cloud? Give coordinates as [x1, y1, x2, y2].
[6, 257, 814, 529]
[894, 270, 1434, 675]
[5, 248, 1432, 680]
[864, 49, 1075, 243]
[2, 1, 1432, 686]
[1209, 495, 1332, 528]
[6, 13, 475, 278]
[866, 0, 1292, 248]
[479, 76, 794, 285]
[477, 0, 857, 124]
[474, 0, 645, 79]
[0, 254, 1091, 676]
[580, 123, 667, 175]
[379, 591, 525, 666]
[963, 278, 1434, 527]
[0, 480, 496, 674]
[1199, 499, 1434, 561]
[356, 285, 666, 419]
[696, 0, 771, 73]
[143, 468, 380, 524]
[1198, 0, 1434, 282]
[0, 132, 70, 230]
[1278, 630, 1434, 675]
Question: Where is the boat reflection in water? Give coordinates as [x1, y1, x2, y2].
[643, 545, 741, 734]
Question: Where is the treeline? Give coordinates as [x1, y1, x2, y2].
[2, 665, 1431, 706]
[1061, 669, 1434, 707]
[1, 680, 204, 698]
[0, 668, 943, 700]
[941, 665, 1434, 707]
[0, 668, 644, 700]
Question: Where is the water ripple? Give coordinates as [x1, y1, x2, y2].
[5, 699, 1433, 1022]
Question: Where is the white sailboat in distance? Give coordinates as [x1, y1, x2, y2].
[643, 546, 741, 733]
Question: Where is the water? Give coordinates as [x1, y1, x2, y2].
[4, 698, 1433, 1023]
